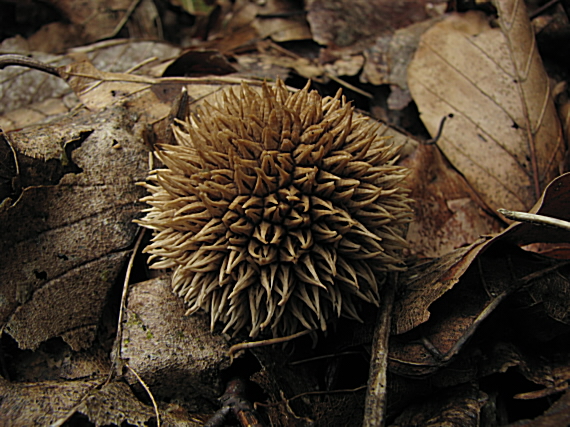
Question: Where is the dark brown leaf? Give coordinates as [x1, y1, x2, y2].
[0, 105, 148, 350]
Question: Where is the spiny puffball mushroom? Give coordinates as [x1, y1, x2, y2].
[137, 79, 413, 338]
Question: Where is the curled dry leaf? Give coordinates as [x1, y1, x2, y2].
[49, 0, 161, 43]
[392, 173, 570, 376]
[482, 342, 570, 401]
[408, 5, 565, 213]
[391, 242, 559, 377]
[498, 172, 570, 247]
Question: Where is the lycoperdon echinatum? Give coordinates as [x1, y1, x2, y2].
[137, 79, 413, 338]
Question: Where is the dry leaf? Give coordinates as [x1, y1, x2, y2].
[508, 389, 570, 426]
[403, 144, 503, 258]
[306, 0, 446, 54]
[0, 105, 148, 350]
[121, 276, 230, 406]
[394, 172, 570, 336]
[0, 49, 71, 116]
[161, 50, 237, 77]
[391, 242, 566, 377]
[171, 0, 216, 16]
[71, 381, 159, 426]
[0, 377, 162, 426]
[49, 0, 161, 43]
[390, 383, 486, 427]
[252, 0, 312, 42]
[392, 239, 488, 335]
[0, 40, 181, 131]
[0, 377, 102, 425]
[408, 6, 565, 213]
[361, 18, 439, 88]
[251, 345, 322, 426]
[391, 172, 570, 377]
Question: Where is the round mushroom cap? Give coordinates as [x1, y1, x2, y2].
[137, 79, 413, 338]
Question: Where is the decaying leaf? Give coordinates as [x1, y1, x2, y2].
[56, 59, 259, 144]
[403, 143, 503, 258]
[49, 0, 161, 43]
[390, 383, 486, 427]
[0, 377, 162, 426]
[391, 242, 563, 377]
[121, 276, 230, 408]
[0, 39, 182, 131]
[0, 105, 149, 350]
[251, 345, 322, 426]
[252, 0, 313, 42]
[306, 0, 446, 54]
[408, 5, 565, 213]
[361, 18, 439, 90]
[392, 173, 570, 377]
[0, 377, 101, 425]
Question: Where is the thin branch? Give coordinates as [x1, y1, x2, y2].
[326, 72, 374, 99]
[127, 363, 161, 427]
[424, 114, 452, 145]
[498, 208, 570, 231]
[228, 329, 312, 362]
[107, 0, 142, 39]
[289, 385, 367, 402]
[529, 0, 560, 19]
[109, 229, 146, 382]
[0, 54, 60, 77]
[363, 272, 398, 427]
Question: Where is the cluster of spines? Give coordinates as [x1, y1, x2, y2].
[138, 79, 412, 338]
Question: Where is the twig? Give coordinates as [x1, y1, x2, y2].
[363, 272, 398, 427]
[108, 229, 147, 382]
[107, 0, 143, 39]
[529, 0, 560, 19]
[289, 385, 367, 402]
[0, 54, 60, 77]
[498, 208, 570, 231]
[325, 72, 374, 99]
[228, 329, 312, 362]
[126, 363, 161, 427]
[204, 377, 264, 427]
[424, 114, 452, 145]
[289, 350, 363, 366]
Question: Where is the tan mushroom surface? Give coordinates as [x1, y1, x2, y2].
[137, 79, 413, 338]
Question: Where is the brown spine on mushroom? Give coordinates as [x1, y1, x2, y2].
[137, 79, 413, 338]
